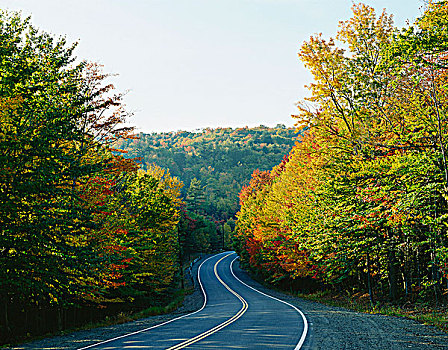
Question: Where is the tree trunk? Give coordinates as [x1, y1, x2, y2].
[366, 252, 374, 306]
[177, 228, 184, 289]
[389, 249, 399, 301]
[57, 307, 63, 331]
[404, 239, 410, 299]
[431, 250, 440, 305]
[1, 298, 10, 336]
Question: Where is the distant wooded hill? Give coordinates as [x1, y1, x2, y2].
[115, 125, 299, 221]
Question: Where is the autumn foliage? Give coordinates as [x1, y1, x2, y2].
[235, 2, 448, 303]
[0, 11, 184, 343]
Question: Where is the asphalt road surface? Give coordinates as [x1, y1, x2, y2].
[79, 252, 308, 350]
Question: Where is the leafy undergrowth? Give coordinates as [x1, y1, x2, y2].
[298, 290, 448, 333]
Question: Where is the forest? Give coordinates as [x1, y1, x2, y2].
[3, 0, 448, 345]
[0, 10, 296, 344]
[115, 126, 297, 254]
[0, 10, 193, 343]
[115, 126, 297, 222]
[234, 2, 448, 306]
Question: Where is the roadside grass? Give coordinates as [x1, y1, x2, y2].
[77, 289, 187, 330]
[298, 290, 448, 333]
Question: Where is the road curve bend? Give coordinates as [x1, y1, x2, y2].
[79, 252, 308, 350]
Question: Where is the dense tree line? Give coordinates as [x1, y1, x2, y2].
[0, 11, 185, 343]
[115, 126, 298, 247]
[234, 2, 448, 304]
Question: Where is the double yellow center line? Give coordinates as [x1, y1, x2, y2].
[167, 254, 248, 350]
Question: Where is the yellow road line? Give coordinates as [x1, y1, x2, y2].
[166, 253, 248, 350]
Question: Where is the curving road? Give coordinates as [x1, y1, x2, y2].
[79, 252, 308, 350]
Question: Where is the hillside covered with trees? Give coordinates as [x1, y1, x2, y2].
[235, 2, 448, 310]
[115, 126, 298, 221]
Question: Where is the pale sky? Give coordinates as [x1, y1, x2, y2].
[2, 0, 424, 133]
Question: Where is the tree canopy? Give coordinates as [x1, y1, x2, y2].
[0, 10, 185, 343]
[234, 1, 448, 305]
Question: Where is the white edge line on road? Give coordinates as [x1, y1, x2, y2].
[230, 257, 309, 350]
[165, 252, 248, 350]
[77, 252, 227, 350]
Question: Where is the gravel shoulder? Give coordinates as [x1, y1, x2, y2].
[6, 255, 448, 350]
[231, 260, 448, 350]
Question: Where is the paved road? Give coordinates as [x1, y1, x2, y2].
[80, 252, 308, 350]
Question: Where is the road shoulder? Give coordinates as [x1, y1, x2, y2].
[231, 261, 448, 350]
